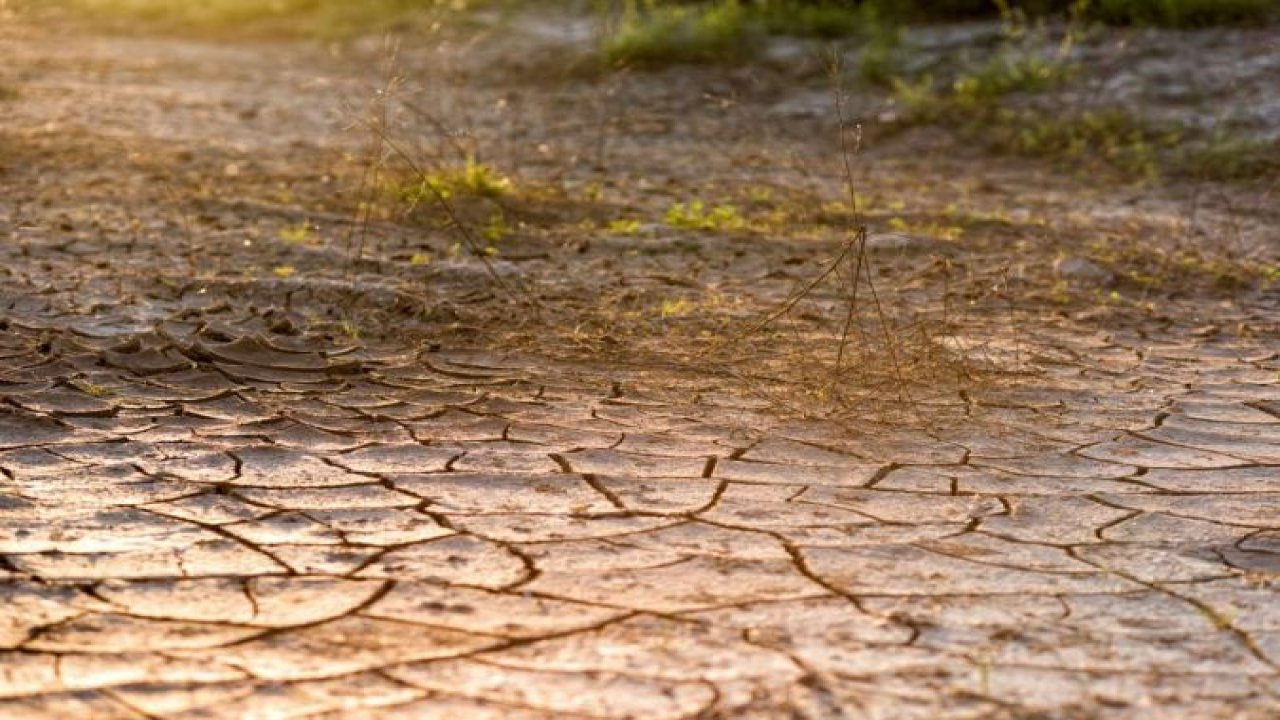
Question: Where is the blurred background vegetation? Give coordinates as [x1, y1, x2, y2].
[25, 0, 486, 37]
[27, 0, 1280, 38]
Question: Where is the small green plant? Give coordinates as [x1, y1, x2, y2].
[406, 156, 511, 201]
[665, 200, 747, 231]
[71, 380, 116, 397]
[659, 297, 695, 318]
[482, 212, 511, 243]
[950, 52, 1076, 106]
[607, 218, 643, 234]
[890, 74, 945, 121]
[339, 316, 361, 340]
[278, 222, 314, 244]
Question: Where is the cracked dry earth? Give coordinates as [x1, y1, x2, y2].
[3, 12, 1280, 720]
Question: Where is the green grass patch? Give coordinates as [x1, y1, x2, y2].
[602, 0, 757, 67]
[950, 52, 1076, 103]
[403, 156, 512, 201]
[606, 218, 644, 234]
[608, 0, 1275, 38]
[1087, 234, 1279, 294]
[891, 52, 1077, 117]
[888, 49, 1276, 184]
[880, 16, 1275, 185]
[601, 0, 897, 67]
[601, 0, 1274, 68]
[891, 50, 1077, 121]
[982, 108, 1175, 179]
[665, 200, 748, 231]
[1176, 134, 1280, 181]
[952, 106, 1275, 182]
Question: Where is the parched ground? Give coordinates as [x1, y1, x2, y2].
[1, 6, 1279, 719]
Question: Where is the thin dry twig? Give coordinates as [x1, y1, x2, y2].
[832, 119, 866, 375]
[698, 50, 918, 409]
[344, 36, 401, 276]
[830, 53, 908, 403]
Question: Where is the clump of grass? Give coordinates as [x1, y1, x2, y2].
[404, 156, 511, 201]
[606, 218, 644, 234]
[977, 108, 1276, 182]
[481, 211, 511, 244]
[890, 51, 1076, 120]
[601, 0, 890, 68]
[665, 200, 747, 231]
[983, 108, 1175, 179]
[606, 0, 1276, 47]
[1086, 234, 1279, 294]
[603, 0, 755, 67]
[888, 1, 1081, 114]
[952, 52, 1076, 104]
[600, 0, 1274, 70]
[659, 296, 695, 318]
[881, 2, 1273, 183]
[1176, 134, 1280, 181]
[278, 222, 315, 244]
[0, 85, 18, 102]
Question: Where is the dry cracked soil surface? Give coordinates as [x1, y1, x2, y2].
[1, 5, 1279, 719]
